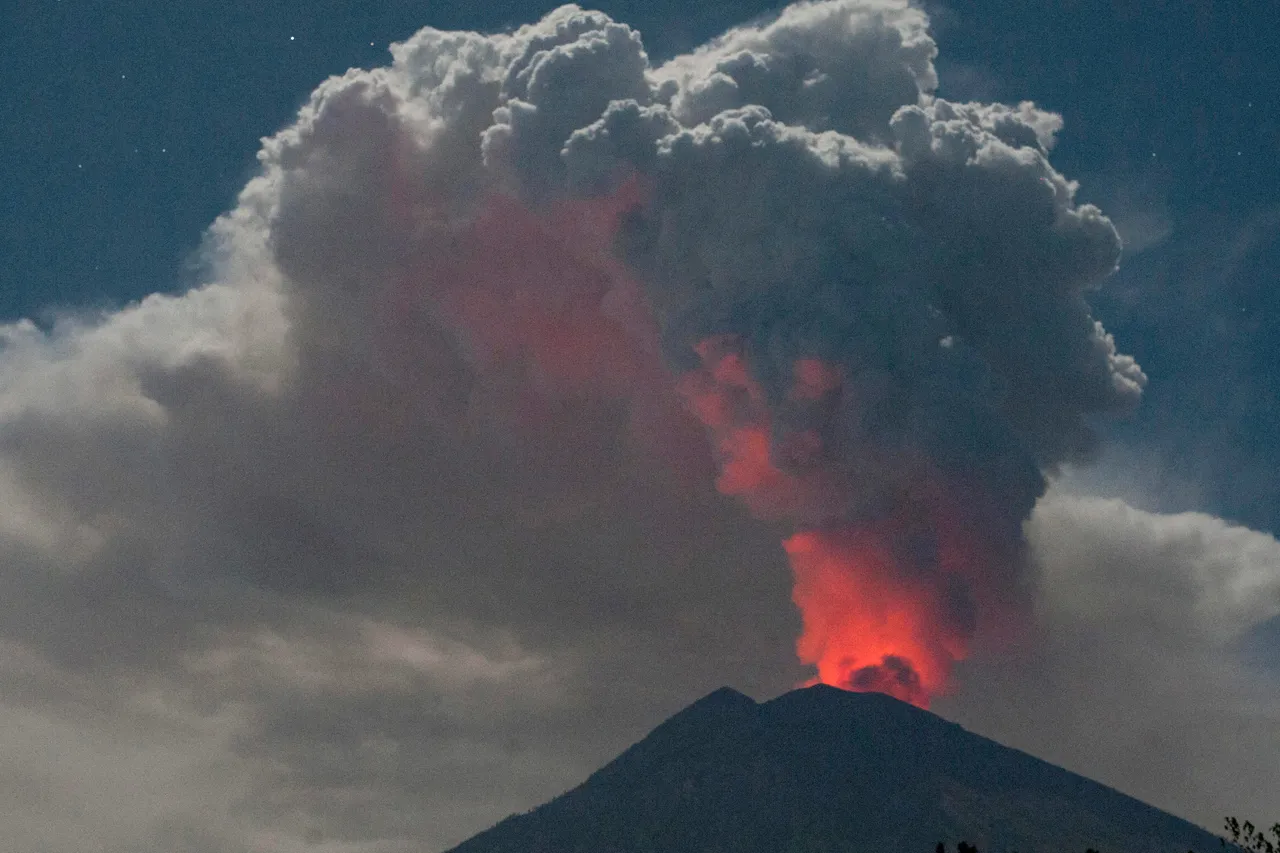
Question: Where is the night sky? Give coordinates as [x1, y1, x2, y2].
[2, 2, 1279, 851]
[7, 0, 1278, 527]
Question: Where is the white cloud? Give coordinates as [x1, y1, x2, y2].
[941, 491, 1280, 829]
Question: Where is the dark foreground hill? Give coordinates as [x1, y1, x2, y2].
[447, 684, 1221, 853]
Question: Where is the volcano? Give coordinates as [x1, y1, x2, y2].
[446, 685, 1220, 853]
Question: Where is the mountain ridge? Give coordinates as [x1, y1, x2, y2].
[447, 685, 1221, 853]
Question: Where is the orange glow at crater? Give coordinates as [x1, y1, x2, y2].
[680, 337, 976, 707]
[786, 528, 965, 707]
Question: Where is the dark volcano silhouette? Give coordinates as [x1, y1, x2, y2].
[447, 685, 1221, 853]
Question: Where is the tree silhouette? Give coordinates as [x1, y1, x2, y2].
[1223, 817, 1280, 853]
[931, 816, 1276, 853]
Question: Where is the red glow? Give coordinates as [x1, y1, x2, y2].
[676, 337, 807, 518]
[372, 139, 999, 705]
[375, 168, 714, 489]
[432, 181, 722, 485]
[786, 528, 963, 707]
[679, 338, 992, 707]
[790, 358, 843, 401]
[436, 189, 656, 397]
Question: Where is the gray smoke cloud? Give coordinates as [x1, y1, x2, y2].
[507, 0, 1145, 697]
[0, 2, 1272, 850]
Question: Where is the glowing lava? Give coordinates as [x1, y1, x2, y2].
[786, 528, 962, 706]
[679, 336, 979, 708]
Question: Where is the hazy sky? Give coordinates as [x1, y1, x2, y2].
[1, 2, 1278, 851]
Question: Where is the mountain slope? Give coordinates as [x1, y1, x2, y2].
[447, 685, 1221, 853]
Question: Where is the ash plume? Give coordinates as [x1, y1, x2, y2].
[466, 0, 1145, 701]
[232, 0, 1147, 705]
[2, 2, 1143, 712]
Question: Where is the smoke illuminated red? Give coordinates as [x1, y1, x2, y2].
[435, 179, 659, 398]
[382, 160, 993, 708]
[679, 336, 985, 707]
[675, 336, 808, 517]
[374, 166, 717, 493]
[786, 528, 963, 706]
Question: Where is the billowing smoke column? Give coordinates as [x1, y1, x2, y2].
[269, 0, 1144, 706]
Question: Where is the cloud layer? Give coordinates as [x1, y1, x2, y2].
[0, 2, 1272, 849]
[944, 492, 1280, 825]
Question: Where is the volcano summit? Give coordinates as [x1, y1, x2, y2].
[448, 685, 1219, 853]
